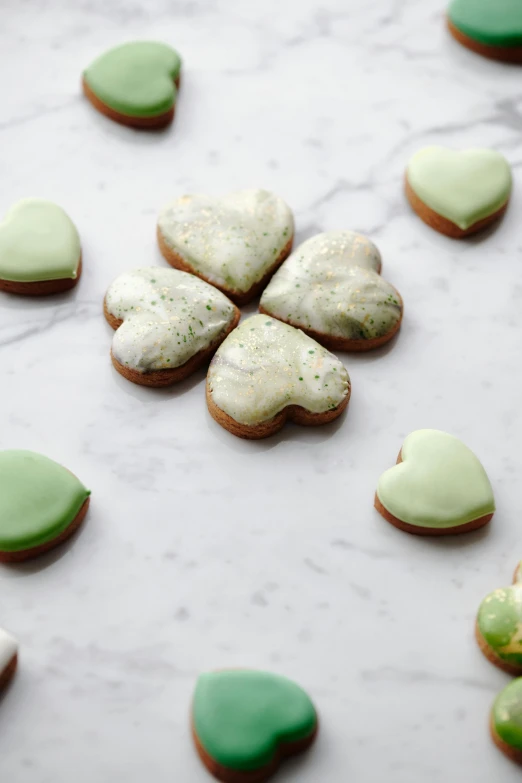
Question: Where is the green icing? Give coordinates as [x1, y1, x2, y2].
[193, 670, 317, 771]
[407, 147, 512, 230]
[377, 429, 495, 529]
[0, 199, 81, 282]
[84, 41, 181, 118]
[449, 0, 522, 47]
[493, 678, 522, 751]
[478, 585, 522, 665]
[0, 451, 90, 552]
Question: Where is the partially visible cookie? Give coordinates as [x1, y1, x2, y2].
[375, 429, 495, 535]
[192, 670, 318, 782]
[0, 199, 81, 295]
[491, 678, 522, 765]
[0, 628, 18, 691]
[157, 189, 294, 305]
[83, 41, 181, 128]
[448, 0, 522, 63]
[207, 314, 351, 439]
[0, 450, 90, 561]
[260, 231, 403, 351]
[104, 267, 240, 387]
[405, 147, 512, 238]
[476, 565, 522, 675]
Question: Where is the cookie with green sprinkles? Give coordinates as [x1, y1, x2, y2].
[206, 314, 351, 439]
[260, 231, 403, 351]
[83, 41, 181, 128]
[192, 670, 318, 782]
[491, 678, 522, 765]
[0, 450, 90, 562]
[476, 563, 522, 675]
[157, 189, 294, 305]
[104, 267, 240, 387]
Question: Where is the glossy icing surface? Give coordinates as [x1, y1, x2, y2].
[106, 267, 237, 372]
[449, 0, 522, 47]
[492, 678, 522, 751]
[158, 189, 294, 294]
[377, 429, 495, 529]
[208, 314, 350, 425]
[261, 231, 402, 340]
[478, 569, 522, 666]
[84, 41, 181, 117]
[193, 670, 317, 771]
[407, 147, 512, 230]
[0, 628, 18, 672]
[0, 450, 90, 552]
[0, 199, 81, 282]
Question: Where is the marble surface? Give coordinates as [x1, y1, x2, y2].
[0, 0, 521, 780]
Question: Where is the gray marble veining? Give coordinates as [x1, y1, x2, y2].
[0, 0, 521, 780]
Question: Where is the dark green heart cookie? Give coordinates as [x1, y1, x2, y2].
[448, 0, 522, 61]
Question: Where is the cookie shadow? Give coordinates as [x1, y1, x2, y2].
[375, 508, 492, 550]
[0, 517, 87, 577]
[108, 363, 206, 400]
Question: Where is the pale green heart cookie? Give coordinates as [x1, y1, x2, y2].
[0, 199, 81, 283]
[83, 41, 181, 120]
[376, 429, 495, 531]
[407, 147, 512, 231]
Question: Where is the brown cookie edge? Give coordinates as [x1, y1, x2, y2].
[475, 621, 522, 676]
[0, 496, 90, 562]
[0, 653, 18, 692]
[82, 76, 179, 129]
[0, 258, 82, 296]
[447, 18, 522, 63]
[157, 228, 294, 306]
[490, 715, 522, 766]
[405, 175, 509, 238]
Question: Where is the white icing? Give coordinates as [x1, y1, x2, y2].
[208, 314, 350, 426]
[0, 627, 17, 673]
[157, 189, 294, 294]
[260, 231, 402, 341]
[105, 267, 237, 372]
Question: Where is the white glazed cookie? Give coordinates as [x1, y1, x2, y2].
[206, 314, 351, 439]
[104, 267, 240, 387]
[157, 189, 294, 304]
[0, 627, 18, 688]
[260, 231, 403, 351]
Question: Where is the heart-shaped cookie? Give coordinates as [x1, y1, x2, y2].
[375, 429, 495, 535]
[406, 147, 512, 238]
[260, 231, 403, 351]
[0, 450, 90, 561]
[192, 670, 318, 782]
[0, 199, 81, 295]
[448, 0, 522, 62]
[476, 564, 522, 675]
[491, 678, 522, 765]
[157, 189, 294, 305]
[0, 628, 18, 692]
[83, 41, 181, 128]
[104, 267, 240, 387]
[207, 314, 350, 439]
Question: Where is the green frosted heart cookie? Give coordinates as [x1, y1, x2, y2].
[83, 41, 181, 127]
[0, 450, 90, 560]
[192, 670, 318, 781]
[406, 147, 512, 237]
[491, 678, 522, 764]
[0, 199, 81, 294]
[448, 0, 522, 61]
[476, 564, 522, 674]
[375, 429, 495, 535]
[260, 231, 403, 351]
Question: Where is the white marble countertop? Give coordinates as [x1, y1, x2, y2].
[1, 0, 522, 780]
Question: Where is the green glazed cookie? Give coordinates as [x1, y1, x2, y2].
[448, 0, 522, 62]
[83, 41, 181, 128]
[491, 678, 522, 765]
[192, 670, 318, 782]
[0, 199, 81, 296]
[0, 450, 90, 561]
[476, 564, 522, 674]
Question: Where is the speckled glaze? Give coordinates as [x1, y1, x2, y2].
[477, 567, 522, 669]
[207, 314, 350, 426]
[260, 231, 402, 342]
[157, 189, 294, 295]
[492, 678, 522, 752]
[105, 268, 238, 373]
